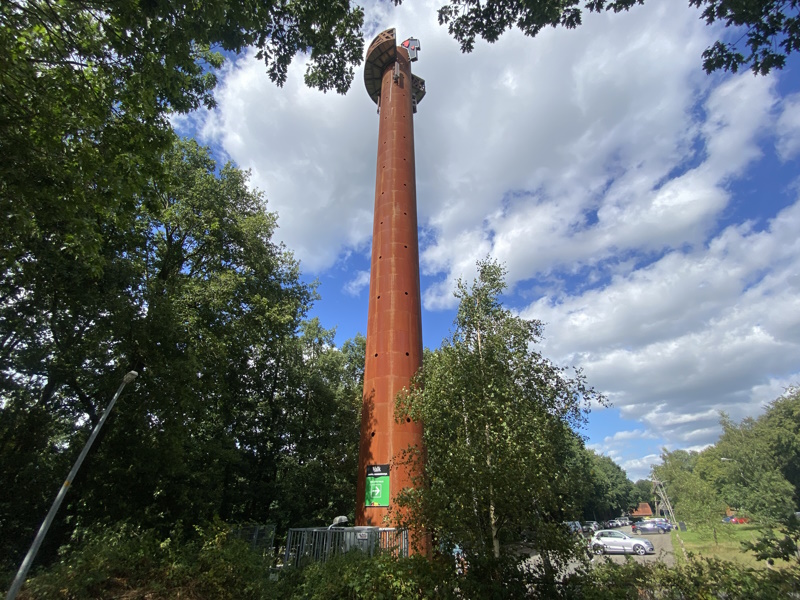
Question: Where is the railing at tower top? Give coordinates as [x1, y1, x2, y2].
[283, 527, 408, 568]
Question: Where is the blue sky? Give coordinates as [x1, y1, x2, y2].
[175, 0, 800, 481]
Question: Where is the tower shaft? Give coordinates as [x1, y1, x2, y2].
[356, 38, 425, 545]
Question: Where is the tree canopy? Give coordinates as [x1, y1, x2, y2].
[410, 0, 800, 75]
[0, 0, 365, 287]
[1, 2, 369, 567]
[0, 139, 364, 572]
[581, 450, 639, 521]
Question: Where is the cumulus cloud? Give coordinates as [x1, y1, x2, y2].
[525, 199, 800, 476]
[777, 93, 800, 161]
[621, 454, 663, 481]
[603, 429, 657, 444]
[344, 270, 371, 297]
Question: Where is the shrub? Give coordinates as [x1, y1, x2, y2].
[19, 521, 274, 600]
[17, 524, 800, 599]
[285, 551, 456, 600]
[559, 556, 800, 600]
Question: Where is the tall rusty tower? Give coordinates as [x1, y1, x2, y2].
[355, 28, 427, 545]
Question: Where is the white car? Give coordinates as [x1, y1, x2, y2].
[589, 529, 655, 556]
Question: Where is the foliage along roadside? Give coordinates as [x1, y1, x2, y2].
[13, 521, 800, 600]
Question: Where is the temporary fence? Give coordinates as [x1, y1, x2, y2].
[283, 526, 408, 567]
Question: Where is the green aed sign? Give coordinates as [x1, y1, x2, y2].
[365, 464, 390, 507]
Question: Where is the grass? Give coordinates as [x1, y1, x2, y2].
[673, 523, 794, 569]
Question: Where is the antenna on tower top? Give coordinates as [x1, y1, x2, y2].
[401, 38, 421, 61]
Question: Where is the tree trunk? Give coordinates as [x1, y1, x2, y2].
[486, 423, 500, 558]
[489, 481, 500, 558]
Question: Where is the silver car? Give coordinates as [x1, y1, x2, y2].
[589, 529, 655, 556]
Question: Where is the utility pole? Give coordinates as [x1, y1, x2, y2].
[6, 371, 138, 600]
[652, 478, 677, 524]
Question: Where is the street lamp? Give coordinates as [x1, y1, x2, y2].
[328, 516, 349, 530]
[5, 371, 138, 600]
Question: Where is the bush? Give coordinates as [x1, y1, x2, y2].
[560, 557, 800, 600]
[283, 551, 456, 600]
[17, 524, 800, 599]
[19, 521, 274, 600]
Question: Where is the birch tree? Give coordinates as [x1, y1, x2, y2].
[395, 259, 601, 562]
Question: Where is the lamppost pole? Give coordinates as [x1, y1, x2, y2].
[6, 371, 138, 600]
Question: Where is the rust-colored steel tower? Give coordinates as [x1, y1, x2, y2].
[355, 29, 427, 547]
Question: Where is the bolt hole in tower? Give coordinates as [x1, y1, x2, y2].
[356, 28, 428, 554]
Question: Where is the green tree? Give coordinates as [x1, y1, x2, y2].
[418, 0, 799, 75]
[756, 387, 800, 503]
[651, 448, 699, 510]
[395, 259, 602, 564]
[1, 0, 369, 574]
[269, 325, 365, 530]
[653, 448, 727, 542]
[0, 0, 365, 291]
[581, 450, 637, 521]
[713, 414, 795, 523]
[632, 479, 653, 508]
[0, 139, 362, 570]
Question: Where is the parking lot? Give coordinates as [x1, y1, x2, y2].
[589, 525, 675, 567]
[518, 525, 676, 574]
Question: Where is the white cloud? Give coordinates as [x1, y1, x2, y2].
[603, 429, 657, 444]
[525, 198, 800, 459]
[621, 454, 663, 481]
[777, 92, 800, 161]
[199, 49, 376, 272]
[422, 70, 776, 309]
[343, 270, 371, 297]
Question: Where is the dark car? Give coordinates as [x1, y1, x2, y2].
[631, 520, 670, 534]
[582, 521, 600, 533]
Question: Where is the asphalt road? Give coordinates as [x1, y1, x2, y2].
[589, 526, 675, 567]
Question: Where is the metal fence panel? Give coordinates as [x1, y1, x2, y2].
[283, 527, 408, 568]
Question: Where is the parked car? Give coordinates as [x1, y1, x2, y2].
[729, 516, 749, 524]
[589, 529, 655, 555]
[564, 521, 582, 533]
[651, 518, 673, 529]
[616, 517, 631, 526]
[631, 520, 670, 534]
[582, 521, 600, 532]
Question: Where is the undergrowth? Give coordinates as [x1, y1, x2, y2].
[12, 523, 800, 599]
